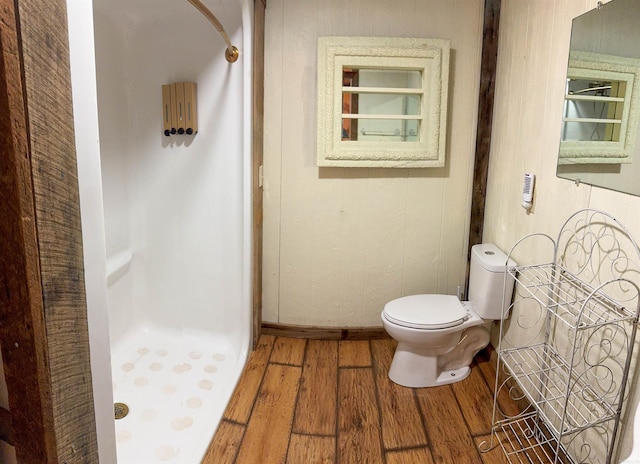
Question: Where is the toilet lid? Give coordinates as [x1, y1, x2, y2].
[383, 294, 467, 329]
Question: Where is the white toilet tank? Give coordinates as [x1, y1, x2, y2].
[468, 243, 517, 320]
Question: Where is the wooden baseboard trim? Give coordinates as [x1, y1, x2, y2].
[261, 322, 390, 341]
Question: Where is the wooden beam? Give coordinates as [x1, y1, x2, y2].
[468, 0, 501, 255]
[15, 0, 99, 460]
[0, 1, 59, 461]
[252, 0, 266, 348]
[0, 407, 14, 447]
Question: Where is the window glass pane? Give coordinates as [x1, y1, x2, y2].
[561, 121, 620, 142]
[562, 77, 626, 142]
[356, 69, 422, 89]
[341, 118, 420, 142]
[344, 93, 421, 116]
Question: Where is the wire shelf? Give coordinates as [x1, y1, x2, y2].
[509, 264, 636, 330]
[495, 413, 575, 464]
[482, 210, 640, 464]
[501, 344, 618, 435]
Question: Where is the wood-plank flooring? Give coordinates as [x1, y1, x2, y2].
[203, 335, 515, 464]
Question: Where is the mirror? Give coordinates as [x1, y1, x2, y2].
[317, 36, 450, 168]
[557, 0, 640, 196]
[559, 50, 640, 164]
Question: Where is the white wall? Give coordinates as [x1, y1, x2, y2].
[66, 1, 117, 462]
[262, 0, 485, 327]
[93, 6, 134, 346]
[93, 0, 248, 344]
[483, 0, 640, 459]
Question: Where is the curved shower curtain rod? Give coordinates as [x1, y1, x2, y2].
[187, 0, 239, 63]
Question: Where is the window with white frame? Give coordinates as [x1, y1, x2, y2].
[317, 37, 450, 168]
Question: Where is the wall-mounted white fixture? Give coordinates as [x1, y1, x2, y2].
[162, 82, 198, 136]
[521, 173, 535, 210]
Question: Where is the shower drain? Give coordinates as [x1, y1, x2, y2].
[114, 402, 129, 420]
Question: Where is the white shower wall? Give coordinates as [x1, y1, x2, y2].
[69, 1, 252, 460]
[94, 0, 248, 347]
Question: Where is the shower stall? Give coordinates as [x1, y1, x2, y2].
[66, 0, 252, 462]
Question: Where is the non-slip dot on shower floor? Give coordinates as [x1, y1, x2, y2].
[110, 326, 240, 463]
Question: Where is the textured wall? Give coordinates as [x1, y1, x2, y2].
[484, 0, 640, 281]
[483, 0, 640, 460]
[262, 0, 484, 327]
[483, 0, 640, 257]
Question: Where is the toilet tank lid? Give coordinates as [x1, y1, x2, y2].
[383, 294, 467, 329]
[472, 243, 517, 272]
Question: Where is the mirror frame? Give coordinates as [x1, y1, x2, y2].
[316, 36, 450, 168]
[559, 50, 640, 165]
[556, 0, 640, 196]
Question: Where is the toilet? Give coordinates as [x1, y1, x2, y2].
[381, 243, 516, 388]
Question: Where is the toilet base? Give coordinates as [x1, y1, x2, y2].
[434, 366, 471, 386]
[388, 342, 469, 388]
[387, 325, 490, 388]
[389, 365, 471, 388]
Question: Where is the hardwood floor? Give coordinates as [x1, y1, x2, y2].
[203, 335, 515, 464]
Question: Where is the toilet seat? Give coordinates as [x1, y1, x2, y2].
[383, 294, 467, 330]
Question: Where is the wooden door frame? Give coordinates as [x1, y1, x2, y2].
[0, 0, 99, 461]
[0, 3, 58, 460]
[252, 0, 265, 347]
[1, 0, 266, 460]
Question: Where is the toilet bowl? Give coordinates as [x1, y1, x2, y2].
[381, 243, 516, 388]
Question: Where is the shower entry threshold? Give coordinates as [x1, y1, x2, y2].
[110, 325, 242, 463]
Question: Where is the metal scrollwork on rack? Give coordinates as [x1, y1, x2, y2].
[479, 209, 640, 464]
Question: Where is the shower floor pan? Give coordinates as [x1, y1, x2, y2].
[110, 325, 242, 463]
